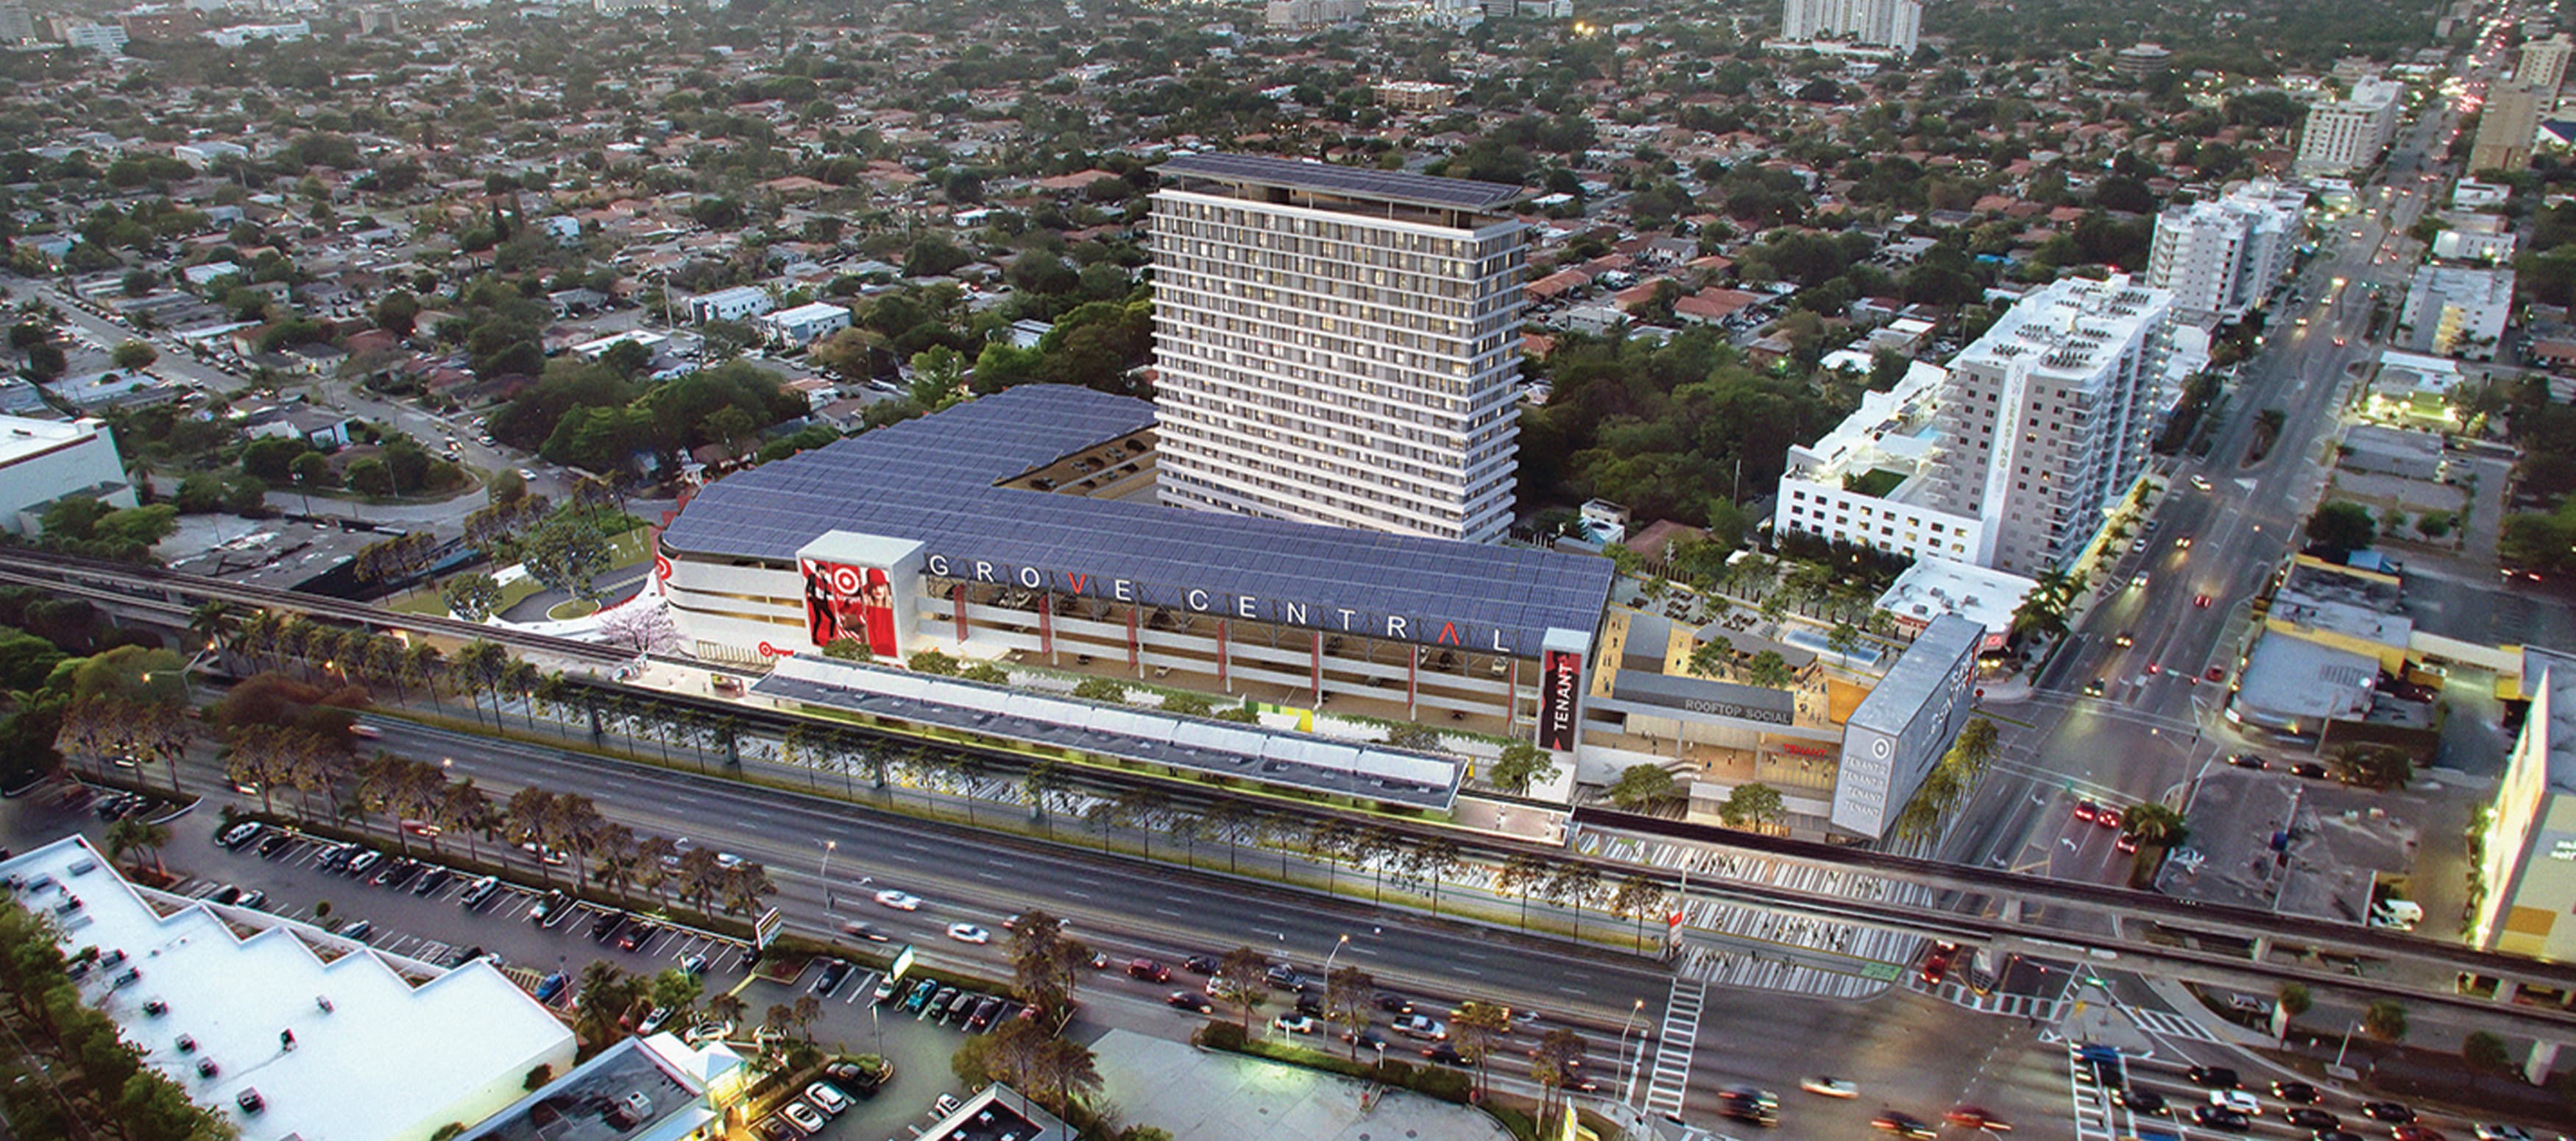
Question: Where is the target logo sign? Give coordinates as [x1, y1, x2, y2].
[824, 563, 867, 596]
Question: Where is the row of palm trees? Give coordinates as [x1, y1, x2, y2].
[218, 721, 777, 921]
[196, 603, 536, 731]
[54, 695, 191, 793]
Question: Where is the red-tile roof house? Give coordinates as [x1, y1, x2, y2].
[1526, 268, 1593, 302]
[1673, 287, 1761, 324]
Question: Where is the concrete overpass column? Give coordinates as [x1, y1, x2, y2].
[2248, 936, 2270, 963]
[2527, 1039, 2560, 1086]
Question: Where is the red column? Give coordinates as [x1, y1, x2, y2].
[1039, 594, 1055, 663]
[1507, 657, 1518, 732]
[952, 584, 969, 644]
[1217, 620, 1231, 693]
[1126, 607, 1140, 674]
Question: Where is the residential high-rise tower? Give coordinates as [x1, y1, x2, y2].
[1148, 153, 1529, 543]
[1922, 276, 2176, 576]
[2145, 180, 2307, 325]
[1780, 0, 1922, 53]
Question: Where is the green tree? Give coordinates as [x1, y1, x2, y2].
[1718, 783, 1784, 831]
[2463, 1030, 2512, 1073]
[1072, 676, 1128, 704]
[1606, 763, 1677, 809]
[907, 345, 967, 411]
[1216, 946, 1269, 1032]
[522, 512, 612, 603]
[1741, 649, 1795, 690]
[821, 636, 872, 662]
[2120, 802, 2189, 849]
[1487, 741, 1560, 794]
[2335, 744, 2413, 790]
[2362, 1000, 2407, 1043]
[110, 339, 157, 371]
[344, 457, 394, 498]
[2307, 500, 2378, 560]
[907, 649, 960, 676]
[441, 572, 503, 623]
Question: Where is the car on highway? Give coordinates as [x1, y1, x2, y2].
[1919, 941, 1958, 985]
[1944, 1106, 2009, 1132]
[2095, 806, 2122, 830]
[2193, 593, 2212, 608]
[1183, 955, 1220, 975]
[2115, 833, 2139, 854]
[2176, 537, 2193, 549]
[2392, 1127, 2448, 1141]
[2084, 678, 2106, 696]
[874, 889, 922, 911]
[2118, 1089, 2165, 1114]
[1126, 958, 1172, 982]
[1265, 964, 1304, 992]
[1270, 1014, 1320, 1035]
[2475, 1126, 2534, 1141]
[839, 919, 889, 942]
[1374, 992, 1415, 1014]
[2226, 754, 2269, 771]
[2335, 336, 2347, 346]
[2190, 474, 2212, 490]
[1167, 990, 1214, 1014]
[2114, 630, 2134, 646]
[2208, 1089, 2259, 1115]
[1800, 1075, 1858, 1098]
[2286, 1108, 2341, 1131]
[1392, 1014, 1448, 1040]
[946, 923, 991, 944]
[1871, 1111, 1936, 1139]
[2072, 800, 2098, 822]
[1421, 1042, 1468, 1067]
[2193, 1105, 2251, 1132]
[2185, 1065, 2240, 1088]
[1719, 1087, 1780, 1126]
[2205, 666, 2226, 683]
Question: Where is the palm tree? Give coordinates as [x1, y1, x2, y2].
[1354, 826, 1403, 904]
[704, 991, 746, 1032]
[438, 778, 493, 865]
[505, 787, 557, 886]
[1547, 863, 1606, 941]
[1308, 819, 1355, 893]
[236, 610, 284, 671]
[1217, 946, 1269, 1033]
[1452, 1000, 1511, 1099]
[500, 659, 542, 730]
[188, 601, 237, 660]
[551, 794, 606, 889]
[1326, 965, 1374, 1061]
[590, 822, 639, 904]
[455, 640, 511, 727]
[1609, 875, 1666, 953]
[637, 836, 680, 911]
[1028, 1038, 1101, 1118]
[104, 816, 169, 878]
[949, 752, 986, 825]
[1022, 760, 1066, 830]
[1113, 785, 1167, 860]
[1497, 852, 1549, 930]
[403, 642, 448, 715]
[2120, 802, 2190, 851]
[1418, 838, 1465, 918]
[1203, 799, 1250, 874]
[1530, 1028, 1588, 1131]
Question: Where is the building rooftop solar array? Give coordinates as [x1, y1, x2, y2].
[663, 385, 1614, 657]
[1158, 151, 1527, 212]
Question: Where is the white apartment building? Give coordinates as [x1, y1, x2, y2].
[686, 285, 774, 324]
[1780, 0, 1921, 53]
[1923, 275, 2176, 576]
[61, 22, 128, 51]
[1149, 152, 1529, 543]
[1772, 361, 1987, 565]
[2294, 80, 2407, 174]
[0, 414, 134, 535]
[2399, 264, 2515, 359]
[2145, 179, 2307, 325]
[2519, 33, 2573, 91]
[0, 3, 33, 43]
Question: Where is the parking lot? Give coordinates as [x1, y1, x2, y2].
[186, 822, 754, 983]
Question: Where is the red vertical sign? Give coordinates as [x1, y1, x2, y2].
[1535, 649, 1582, 752]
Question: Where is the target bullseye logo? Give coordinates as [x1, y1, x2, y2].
[826, 563, 865, 596]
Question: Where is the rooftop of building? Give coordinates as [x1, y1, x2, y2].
[662, 385, 1616, 659]
[2234, 633, 2379, 724]
[2271, 559, 2410, 647]
[0, 835, 573, 1141]
[2523, 646, 2576, 794]
[1874, 557, 2035, 635]
[461, 1034, 731, 1141]
[1783, 360, 1947, 482]
[0, 412, 107, 466]
[1955, 273, 2170, 381]
[1847, 613, 1981, 736]
[1156, 151, 1526, 215]
[921, 1085, 1071, 1141]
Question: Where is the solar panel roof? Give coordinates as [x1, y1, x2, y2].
[661, 385, 1613, 657]
[1158, 152, 1527, 212]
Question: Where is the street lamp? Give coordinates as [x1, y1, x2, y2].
[1616, 998, 1646, 1104]
[820, 840, 838, 912]
[2335, 1020, 2364, 1068]
[1321, 933, 1351, 978]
